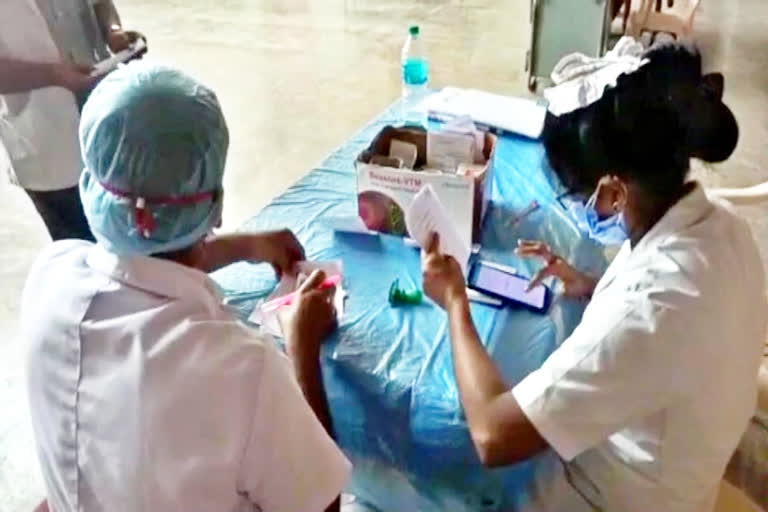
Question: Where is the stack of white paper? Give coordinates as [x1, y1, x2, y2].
[426, 87, 547, 139]
[405, 185, 471, 274]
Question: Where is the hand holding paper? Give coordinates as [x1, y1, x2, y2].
[406, 185, 471, 274]
[421, 232, 468, 310]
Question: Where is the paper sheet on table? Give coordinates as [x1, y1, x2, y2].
[248, 260, 345, 338]
[324, 216, 377, 235]
[405, 185, 470, 274]
[426, 87, 547, 139]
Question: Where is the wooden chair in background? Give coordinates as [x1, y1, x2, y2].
[628, 0, 701, 39]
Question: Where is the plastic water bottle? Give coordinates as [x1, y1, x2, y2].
[401, 25, 429, 126]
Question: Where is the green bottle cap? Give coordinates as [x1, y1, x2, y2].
[409, 25, 420, 36]
[389, 278, 423, 306]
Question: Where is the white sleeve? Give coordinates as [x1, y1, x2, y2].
[513, 290, 703, 462]
[239, 341, 351, 512]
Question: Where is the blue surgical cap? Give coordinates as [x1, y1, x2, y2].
[79, 61, 228, 255]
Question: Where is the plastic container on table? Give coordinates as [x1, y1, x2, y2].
[401, 25, 429, 126]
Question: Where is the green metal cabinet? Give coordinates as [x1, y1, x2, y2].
[527, 0, 611, 91]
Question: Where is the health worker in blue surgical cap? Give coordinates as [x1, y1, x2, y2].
[20, 61, 349, 512]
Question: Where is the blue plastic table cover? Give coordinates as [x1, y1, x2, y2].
[212, 102, 608, 512]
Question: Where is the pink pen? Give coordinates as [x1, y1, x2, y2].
[509, 200, 540, 228]
[261, 274, 342, 314]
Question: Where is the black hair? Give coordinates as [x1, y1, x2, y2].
[542, 42, 739, 198]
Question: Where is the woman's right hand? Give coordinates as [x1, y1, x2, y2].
[515, 240, 598, 299]
[283, 270, 338, 358]
[51, 61, 101, 93]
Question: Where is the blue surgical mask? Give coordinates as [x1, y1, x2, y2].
[566, 190, 629, 246]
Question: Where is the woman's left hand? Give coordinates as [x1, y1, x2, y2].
[251, 229, 306, 278]
[516, 240, 597, 299]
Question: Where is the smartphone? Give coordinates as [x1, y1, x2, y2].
[467, 260, 550, 313]
[90, 38, 148, 77]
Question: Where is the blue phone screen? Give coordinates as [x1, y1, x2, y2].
[472, 264, 546, 308]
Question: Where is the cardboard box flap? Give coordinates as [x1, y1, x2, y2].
[359, 125, 496, 170]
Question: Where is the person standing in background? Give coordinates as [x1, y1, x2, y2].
[34, 0, 143, 107]
[0, 0, 143, 241]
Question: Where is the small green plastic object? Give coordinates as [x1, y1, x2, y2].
[389, 278, 423, 306]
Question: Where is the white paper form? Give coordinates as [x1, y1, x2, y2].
[405, 185, 471, 274]
[442, 115, 485, 164]
[324, 216, 377, 236]
[426, 130, 475, 172]
[249, 260, 345, 338]
[426, 87, 547, 139]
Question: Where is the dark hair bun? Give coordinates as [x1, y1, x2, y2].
[638, 46, 739, 163]
[543, 42, 739, 196]
[687, 91, 739, 163]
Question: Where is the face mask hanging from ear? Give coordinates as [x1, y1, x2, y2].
[566, 187, 629, 246]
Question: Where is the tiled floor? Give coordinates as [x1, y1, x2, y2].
[1, 1, 766, 510]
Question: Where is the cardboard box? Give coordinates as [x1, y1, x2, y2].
[355, 125, 496, 245]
